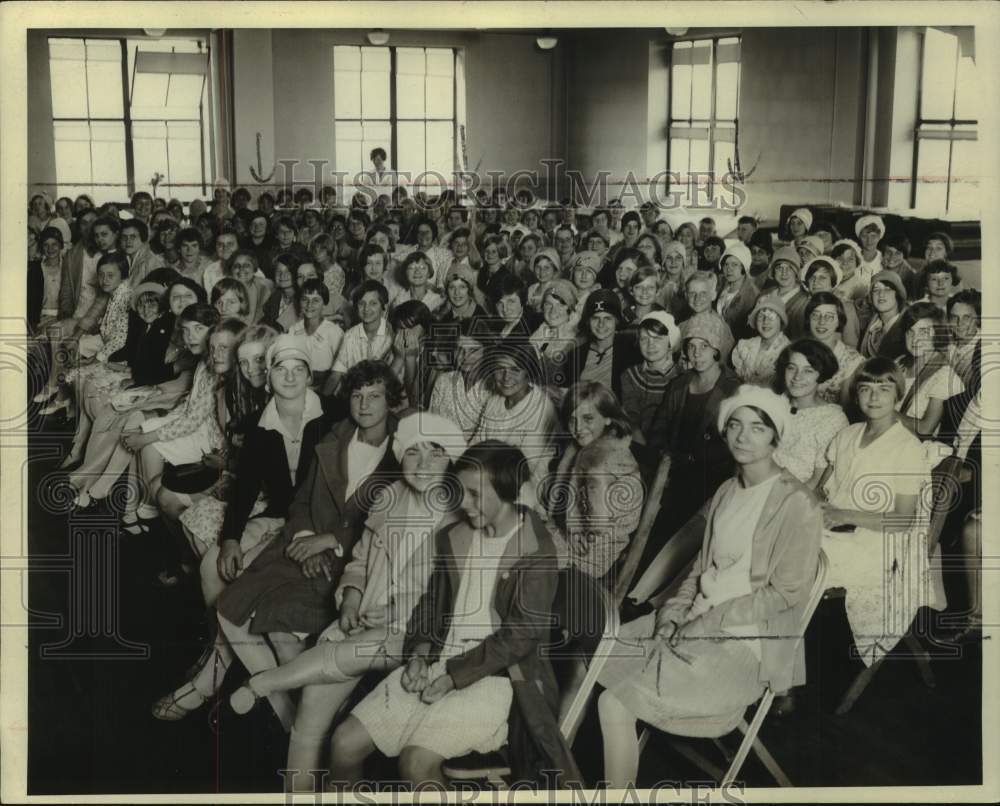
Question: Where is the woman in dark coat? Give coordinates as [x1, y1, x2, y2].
[150, 359, 405, 726]
[637, 312, 740, 579]
[560, 289, 639, 400]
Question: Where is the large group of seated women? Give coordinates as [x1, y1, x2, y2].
[26, 180, 984, 790]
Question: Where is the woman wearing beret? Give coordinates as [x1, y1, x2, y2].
[560, 289, 639, 400]
[716, 243, 760, 342]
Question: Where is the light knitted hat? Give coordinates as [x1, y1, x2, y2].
[573, 250, 603, 276]
[769, 246, 802, 274]
[717, 384, 792, 439]
[720, 243, 752, 274]
[266, 334, 311, 371]
[855, 214, 886, 240]
[746, 293, 788, 331]
[683, 311, 735, 363]
[530, 247, 562, 277]
[804, 256, 842, 287]
[639, 310, 682, 351]
[542, 278, 579, 311]
[788, 208, 813, 231]
[796, 236, 825, 258]
[393, 412, 467, 464]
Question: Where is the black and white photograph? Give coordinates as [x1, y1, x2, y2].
[1, 2, 997, 802]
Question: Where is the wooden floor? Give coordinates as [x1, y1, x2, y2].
[24, 410, 982, 794]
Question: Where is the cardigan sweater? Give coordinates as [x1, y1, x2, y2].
[659, 470, 823, 693]
[403, 509, 582, 786]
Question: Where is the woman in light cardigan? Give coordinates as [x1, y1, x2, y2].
[596, 385, 822, 788]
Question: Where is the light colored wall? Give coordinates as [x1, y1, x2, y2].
[230, 29, 567, 196]
[566, 30, 655, 203]
[737, 28, 868, 221]
[564, 28, 870, 221]
[27, 30, 56, 196]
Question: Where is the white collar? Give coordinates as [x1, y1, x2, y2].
[258, 388, 324, 435]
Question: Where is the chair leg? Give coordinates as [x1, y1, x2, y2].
[712, 737, 734, 763]
[835, 657, 884, 716]
[667, 738, 727, 782]
[749, 735, 793, 787]
[722, 691, 773, 786]
[903, 633, 936, 689]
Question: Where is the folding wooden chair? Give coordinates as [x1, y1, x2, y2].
[631, 550, 829, 787]
[445, 459, 673, 786]
[824, 452, 962, 715]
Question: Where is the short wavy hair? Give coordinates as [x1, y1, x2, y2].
[560, 381, 632, 440]
[339, 359, 405, 408]
[772, 338, 840, 393]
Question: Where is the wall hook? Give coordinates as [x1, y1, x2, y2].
[249, 132, 276, 184]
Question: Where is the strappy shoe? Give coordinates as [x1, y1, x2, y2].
[151, 682, 208, 721]
[121, 513, 154, 536]
[33, 385, 58, 404]
[39, 398, 69, 417]
[229, 674, 265, 715]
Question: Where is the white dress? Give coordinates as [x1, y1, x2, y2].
[731, 334, 791, 386]
[821, 422, 944, 665]
[773, 403, 849, 484]
[350, 525, 517, 759]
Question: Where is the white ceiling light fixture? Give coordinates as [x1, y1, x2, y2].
[665, 28, 689, 37]
[144, 29, 167, 38]
[536, 35, 558, 51]
[367, 29, 390, 46]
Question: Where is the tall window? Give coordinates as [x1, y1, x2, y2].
[334, 46, 457, 195]
[913, 27, 977, 213]
[48, 36, 211, 204]
[668, 36, 741, 205]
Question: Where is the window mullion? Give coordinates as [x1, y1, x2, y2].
[120, 38, 135, 198]
[389, 47, 398, 172]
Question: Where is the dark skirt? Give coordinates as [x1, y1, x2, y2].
[215, 536, 345, 635]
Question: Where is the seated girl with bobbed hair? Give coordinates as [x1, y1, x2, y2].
[228, 412, 467, 792]
[327, 440, 581, 790]
[819, 356, 941, 667]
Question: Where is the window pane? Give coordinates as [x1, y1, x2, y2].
[361, 69, 391, 119]
[397, 120, 426, 179]
[713, 137, 735, 206]
[426, 120, 454, 180]
[949, 138, 978, 212]
[160, 121, 204, 199]
[915, 139, 950, 211]
[954, 50, 977, 121]
[335, 121, 365, 178]
[54, 122, 93, 183]
[671, 42, 692, 120]
[426, 75, 453, 118]
[133, 121, 168, 194]
[166, 74, 205, 113]
[716, 60, 740, 121]
[921, 28, 958, 120]
[86, 40, 123, 119]
[362, 47, 390, 72]
[669, 137, 690, 177]
[49, 39, 88, 118]
[689, 40, 712, 120]
[334, 46, 362, 119]
[426, 49, 453, 77]
[131, 73, 170, 119]
[396, 48, 426, 120]
[90, 122, 127, 193]
[689, 137, 710, 174]
[362, 121, 392, 169]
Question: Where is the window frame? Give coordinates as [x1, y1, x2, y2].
[911, 27, 978, 212]
[333, 44, 459, 194]
[47, 34, 211, 203]
[666, 34, 742, 200]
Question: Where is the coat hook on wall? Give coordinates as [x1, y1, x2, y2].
[249, 132, 276, 184]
